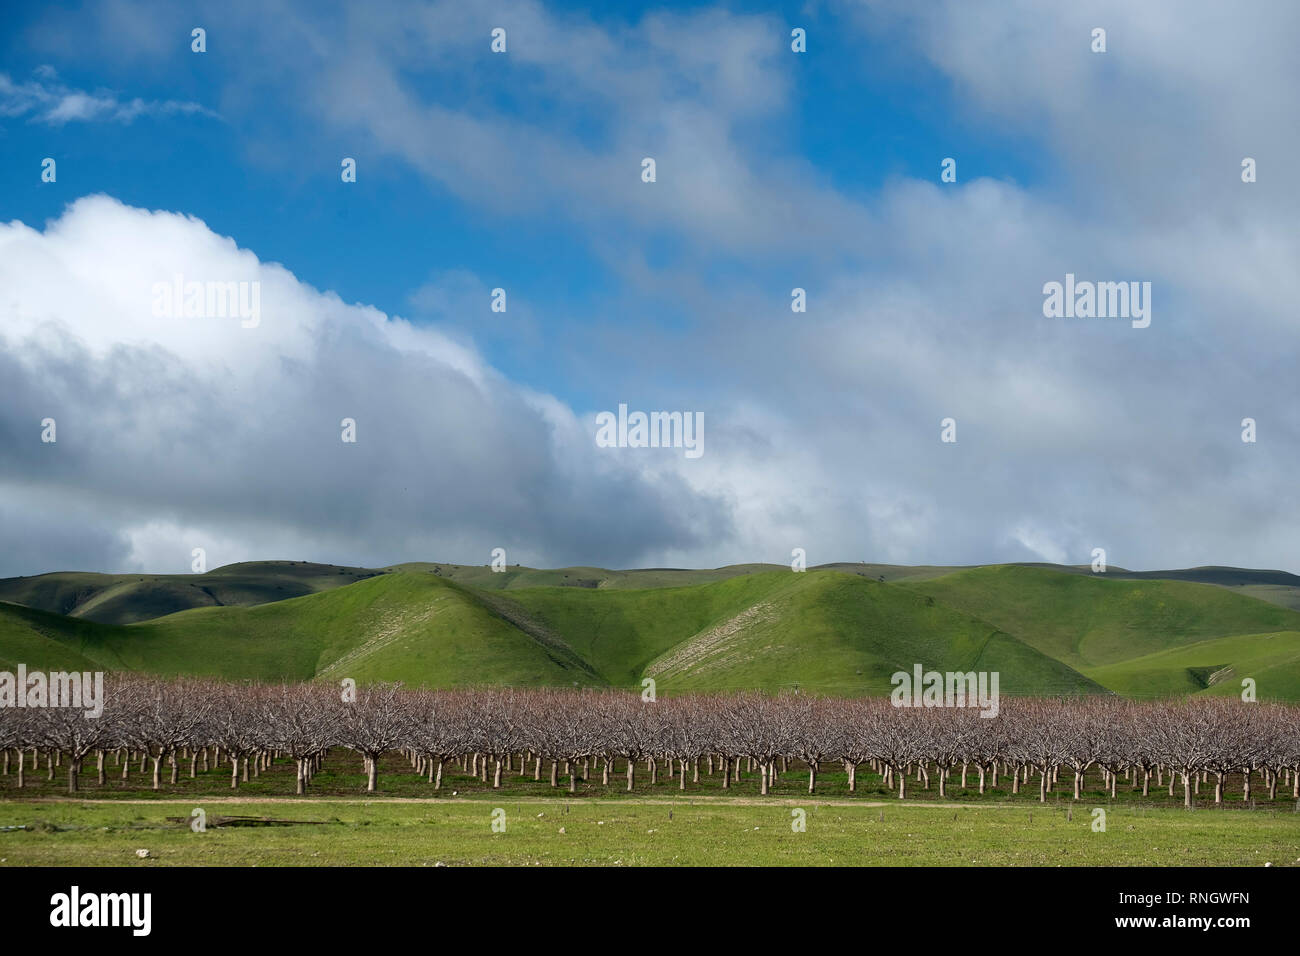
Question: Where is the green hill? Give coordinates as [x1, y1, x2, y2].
[904, 565, 1300, 670]
[0, 569, 1102, 696]
[106, 572, 597, 685]
[387, 560, 967, 591]
[0, 561, 382, 625]
[631, 572, 1101, 696]
[0, 560, 1296, 699]
[0, 602, 131, 672]
[1085, 630, 1300, 700]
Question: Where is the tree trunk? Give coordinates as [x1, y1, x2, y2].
[626, 758, 635, 792]
[368, 756, 379, 792]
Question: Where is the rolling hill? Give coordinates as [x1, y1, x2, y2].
[0, 560, 1297, 698]
[0, 561, 381, 625]
[902, 565, 1300, 670]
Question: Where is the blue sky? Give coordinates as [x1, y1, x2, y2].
[1, 1, 1297, 575]
[0, 1, 1047, 405]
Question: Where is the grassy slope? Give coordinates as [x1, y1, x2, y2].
[2, 561, 1297, 698]
[1085, 630, 1300, 699]
[0, 569, 1102, 695]
[391, 562, 786, 590]
[492, 572, 805, 686]
[906, 565, 1300, 670]
[391, 561, 967, 591]
[96, 573, 595, 686]
[642, 572, 1104, 695]
[0, 561, 381, 625]
[492, 570, 1100, 695]
[0, 603, 129, 672]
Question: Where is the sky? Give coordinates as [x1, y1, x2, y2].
[0, 0, 1296, 576]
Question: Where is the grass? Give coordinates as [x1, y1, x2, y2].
[0, 561, 381, 625]
[4, 751, 1296, 866]
[3, 561, 1300, 699]
[2, 796, 1296, 866]
[110, 573, 593, 684]
[1086, 630, 1300, 699]
[906, 565, 1300, 670]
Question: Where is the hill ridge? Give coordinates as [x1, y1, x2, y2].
[2, 561, 1297, 699]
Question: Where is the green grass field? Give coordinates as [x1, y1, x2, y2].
[2, 797, 1296, 866]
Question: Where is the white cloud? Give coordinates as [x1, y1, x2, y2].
[0, 196, 726, 575]
[4, 1, 1298, 575]
[0, 68, 214, 125]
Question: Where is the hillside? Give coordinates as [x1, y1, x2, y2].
[0, 561, 381, 625]
[1085, 630, 1300, 700]
[106, 573, 597, 685]
[492, 571, 1098, 695]
[903, 565, 1300, 670]
[0, 602, 127, 672]
[0, 560, 1296, 699]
